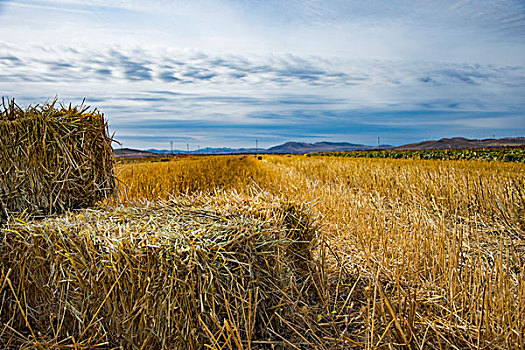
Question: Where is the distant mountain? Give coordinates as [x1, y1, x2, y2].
[116, 141, 389, 157]
[145, 149, 185, 154]
[202, 147, 259, 154]
[116, 137, 524, 157]
[267, 141, 390, 153]
[113, 148, 161, 157]
[394, 137, 525, 150]
[145, 147, 259, 155]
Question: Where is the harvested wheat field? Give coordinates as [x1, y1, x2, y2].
[1, 152, 524, 349]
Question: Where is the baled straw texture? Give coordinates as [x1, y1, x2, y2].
[0, 98, 116, 219]
[0, 194, 318, 349]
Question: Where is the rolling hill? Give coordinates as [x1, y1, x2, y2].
[394, 137, 525, 150]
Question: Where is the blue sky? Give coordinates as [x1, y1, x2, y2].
[0, 0, 524, 149]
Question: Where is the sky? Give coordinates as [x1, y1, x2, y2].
[0, 0, 524, 149]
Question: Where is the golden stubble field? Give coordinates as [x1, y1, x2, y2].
[116, 154, 524, 349]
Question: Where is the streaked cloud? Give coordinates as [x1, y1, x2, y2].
[2, 44, 523, 88]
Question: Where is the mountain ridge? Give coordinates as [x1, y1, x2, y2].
[266, 141, 389, 153]
[394, 137, 525, 150]
[114, 137, 525, 157]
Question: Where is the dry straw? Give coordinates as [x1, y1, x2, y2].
[0, 98, 116, 220]
[0, 193, 319, 349]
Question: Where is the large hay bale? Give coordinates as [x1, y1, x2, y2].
[0, 193, 318, 349]
[0, 98, 116, 219]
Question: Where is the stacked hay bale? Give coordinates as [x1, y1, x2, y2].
[0, 194, 318, 349]
[0, 98, 116, 220]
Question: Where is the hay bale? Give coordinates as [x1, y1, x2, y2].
[0, 194, 318, 349]
[0, 98, 116, 218]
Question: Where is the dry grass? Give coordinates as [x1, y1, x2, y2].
[0, 192, 319, 349]
[2, 153, 523, 349]
[116, 155, 524, 349]
[116, 156, 274, 202]
[262, 155, 525, 349]
[0, 98, 116, 218]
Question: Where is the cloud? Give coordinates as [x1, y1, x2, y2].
[158, 71, 181, 82]
[9, 0, 524, 40]
[109, 50, 153, 81]
[0, 45, 359, 85]
[5, 44, 523, 91]
[0, 54, 22, 66]
[0, 0, 8, 14]
[4, 0, 143, 13]
[244, 0, 525, 37]
[182, 68, 217, 81]
[2, 0, 524, 65]
[1, 44, 523, 133]
[95, 68, 112, 77]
